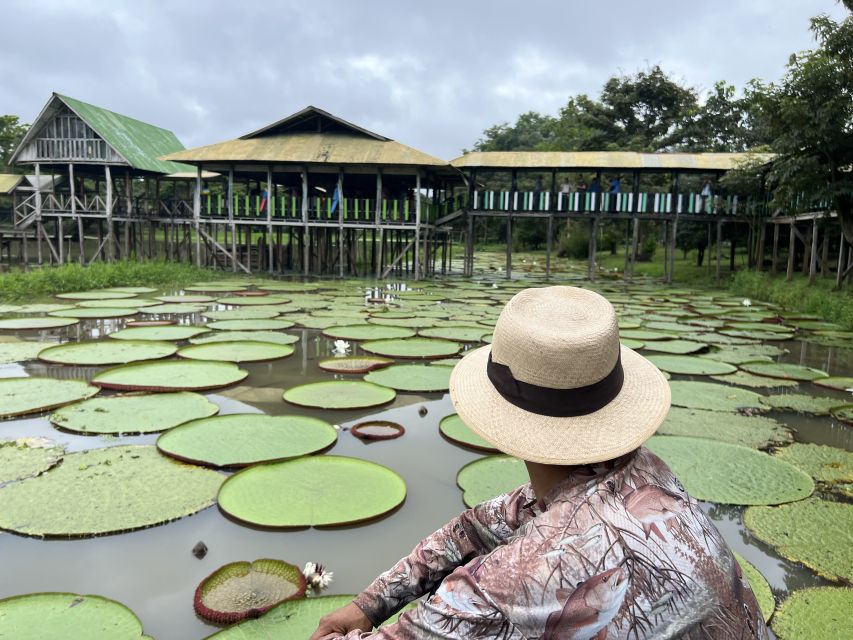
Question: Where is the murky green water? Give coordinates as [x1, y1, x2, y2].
[0, 279, 850, 639]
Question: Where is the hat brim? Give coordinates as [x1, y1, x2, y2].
[449, 344, 670, 465]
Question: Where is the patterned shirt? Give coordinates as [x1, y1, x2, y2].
[338, 447, 768, 639]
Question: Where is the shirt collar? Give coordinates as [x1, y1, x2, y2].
[536, 449, 639, 511]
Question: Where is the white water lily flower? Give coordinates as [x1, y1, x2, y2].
[492, 283, 498, 289]
[303, 562, 334, 591]
[742, 298, 752, 307]
[332, 340, 351, 356]
[846, 388, 853, 394]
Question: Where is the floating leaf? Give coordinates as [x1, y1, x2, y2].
[646, 355, 736, 376]
[351, 420, 405, 441]
[218, 456, 406, 527]
[456, 456, 528, 507]
[38, 340, 177, 365]
[364, 364, 453, 392]
[772, 443, 853, 484]
[49, 307, 138, 319]
[109, 326, 210, 341]
[76, 298, 159, 309]
[0, 438, 64, 484]
[361, 338, 460, 359]
[317, 356, 394, 374]
[367, 316, 437, 328]
[203, 308, 281, 321]
[208, 319, 295, 331]
[709, 371, 799, 389]
[760, 393, 845, 415]
[0, 317, 79, 330]
[178, 341, 294, 363]
[283, 380, 395, 409]
[93, 361, 248, 392]
[418, 326, 490, 342]
[204, 595, 354, 639]
[744, 498, 853, 582]
[157, 414, 337, 467]
[814, 376, 853, 391]
[739, 362, 829, 381]
[772, 587, 853, 640]
[641, 340, 707, 355]
[0, 378, 99, 418]
[189, 330, 298, 346]
[658, 407, 791, 448]
[108, 286, 158, 294]
[0, 593, 148, 639]
[13, 304, 75, 314]
[669, 381, 765, 411]
[831, 405, 853, 425]
[139, 303, 207, 315]
[620, 329, 673, 341]
[194, 559, 306, 624]
[620, 338, 645, 349]
[0, 445, 223, 537]
[733, 552, 774, 623]
[439, 414, 498, 452]
[0, 341, 52, 363]
[217, 296, 291, 306]
[56, 290, 137, 300]
[700, 345, 785, 365]
[322, 325, 415, 340]
[50, 392, 219, 435]
[646, 436, 813, 505]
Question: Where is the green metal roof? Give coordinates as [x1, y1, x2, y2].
[57, 94, 195, 174]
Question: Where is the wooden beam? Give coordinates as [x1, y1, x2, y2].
[267, 166, 274, 274]
[786, 221, 796, 280]
[771, 223, 779, 274]
[588, 217, 598, 281]
[545, 214, 553, 279]
[228, 167, 236, 273]
[338, 168, 345, 278]
[715, 219, 722, 285]
[194, 166, 202, 267]
[414, 171, 422, 280]
[381, 238, 415, 278]
[105, 165, 114, 261]
[301, 168, 309, 275]
[629, 217, 639, 279]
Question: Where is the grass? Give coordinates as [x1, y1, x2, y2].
[0, 261, 227, 301]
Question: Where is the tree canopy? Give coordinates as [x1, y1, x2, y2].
[0, 116, 28, 174]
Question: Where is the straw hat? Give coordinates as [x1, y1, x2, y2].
[449, 286, 670, 465]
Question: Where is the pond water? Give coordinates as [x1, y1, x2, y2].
[0, 276, 850, 639]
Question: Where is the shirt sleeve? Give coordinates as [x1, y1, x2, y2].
[352, 483, 534, 627]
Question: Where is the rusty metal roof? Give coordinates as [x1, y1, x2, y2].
[451, 151, 774, 171]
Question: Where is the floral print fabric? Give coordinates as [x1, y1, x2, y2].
[338, 447, 768, 639]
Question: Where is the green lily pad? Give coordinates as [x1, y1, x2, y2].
[0, 438, 65, 484]
[669, 381, 765, 411]
[646, 355, 736, 376]
[772, 587, 853, 640]
[642, 340, 707, 355]
[364, 364, 453, 392]
[700, 345, 786, 365]
[109, 325, 210, 341]
[50, 392, 219, 434]
[0, 445, 223, 537]
[709, 371, 799, 389]
[56, 290, 138, 300]
[93, 361, 248, 392]
[286, 315, 338, 329]
[317, 356, 394, 374]
[361, 338, 460, 359]
[284, 380, 395, 409]
[139, 303, 207, 315]
[322, 325, 416, 340]
[178, 341, 294, 363]
[620, 338, 645, 349]
[38, 340, 177, 365]
[814, 376, 853, 391]
[108, 286, 158, 294]
[76, 298, 159, 308]
[207, 319, 295, 331]
[217, 296, 291, 306]
[157, 414, 337, 468]
[620, 329, 674, 341]
[49, 307, 138, 319]
[0, 593, 148, 639]
[772, 443, 853, 484]
[258, 283, 320, 292]
[218, 456, 406, 527]
[457, 455, 528, 507]
[418, 326, 490, 342]
[760, 393, 845, 415]
[189, 331, 298, 346]
[831, 405, 853, 425]
[157, 295, 215, 303]
[720, 329, 794, 341]
[739, 362, 829, 381]
[733, 552, 774, 623]
[13, 304, 76, 314]
[186, 285, 247, 293]
[0, 317, 79, 330]
[745, 498, 853, 582]
[646, 436, 813, 505]
[203, 308, 281, 321]
[194, 558, 306, 624]
[0, 341, 52, 363]
[0, 378, 99, 418]
[204, 595, 354, 639]
[658, 407, 792, 448]
[439, 414, 498, 452]
[367, 316, 437, 328]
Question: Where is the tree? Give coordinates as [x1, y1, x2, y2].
[472, 111, 557, 151]
[749, 7, 853, 242]
[0, 116, 28, 173]
[681, 81, 766, 152]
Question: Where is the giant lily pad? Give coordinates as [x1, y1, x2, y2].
[0, 438, 64, 484]
[760, 393, 845, 415]
[642, 340, 707, 355]
[733, 552, 774, 623]
[0, 378, 99, 418]
[364, 364, 453, 392]
[50, 392, 219, 434]
[744, 498, 853, 582]
[318, 356, 393, 374]
[739, 362, 829, 381]
[0, 593, 148, 639]
[189, 331, 298, 346]
[418, 326, 490, 342]
[204, 595, 354, 639]
[194, 558, 306, 624]
[0, 341, 52, 363]
[139, 303, 207, 315]
[38, 340, 177, 366]
[203, 308, 281, 321]
[322, 325, 415, 340]
[178, 341, 294, 363]
[0, 445, 223, 537]
[49, 307, 138, 319]
[831, 405, 853, 425]
[439, 414, 498, 452]
[109, 326, 210, 341]
[0, 317, 79, 330]
[669, 381, 765, 412]
[76, 298, 159, 309]
[772, 443, 853, 484]
[814, 376, 853, 391]
[772, 587, 853, 640]
[645, 436, 813, 505]
[157, 295, 215, 303]
[56, 290, 137, 300]
[709, 371, 799, 389]
[217, 296, 291, 306]
[658, 407, 791, 448]
[457, 455, 528, 507]
[208, 319, 295, 331]
[157, 414, 337, 468]
[361, 338, 460, 359]
[283, 381, 395, 409]
[218, 456, 406, 527]
[646, 355, 736, 376]
[93, 361, 248, 392]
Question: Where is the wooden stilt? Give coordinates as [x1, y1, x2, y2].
[756, 221, 766, 272]
[668, 215, 678, 284]
[837, 234, 847, 290]
[105, 165, 114, 261]
[505, 212, 512, 279]
[786, 222, 796, 281]
[629, 217, 639, 280]
[809, 217, 819, 283]
[588, 217, 598, 281]
[715, 219, 722, 285]
[545, 215, 553, 279]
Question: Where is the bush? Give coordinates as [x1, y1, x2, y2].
[637, 237, 657, 261]
[557, 223, 590, 259]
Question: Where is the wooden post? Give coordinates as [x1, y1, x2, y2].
[668, 215, 678, 284]
[715, 219, 722, 285]
[756, 221, 766, 272]
[414, 171, 422, 280]
[124, 171, 133, 260]
[786, 222, 796, 281]
[545, 214, 553, 279]
[771, 223, 779, 274]
[836, 233, 847, 290]
[809, 217, 819, 283]
[69, 163, 84, 264]
[629, 217, 639, 279]
[266, 166, 274, 273]
[105, 165, 114, 261]
[820, 227, 830, 277]
[588, 217, 598, 280]
[301, 168, 309, 276]
[507, 169, 516, 279]
[228, 167, 236, 272]
[338, 168, 345, 278]
[465, 212, 474, 277]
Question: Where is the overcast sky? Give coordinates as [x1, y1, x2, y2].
[1, 1, 847, 160]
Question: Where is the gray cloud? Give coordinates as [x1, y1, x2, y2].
[0, 0, 847, 160]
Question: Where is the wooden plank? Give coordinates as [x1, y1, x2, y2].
[267, 166, 274, 274]
[194, 166, 202, 267]
[105, 165, 114, 261]
[715, 219, 722, 285]
[302, 168, 309, 275]
[414, 171, 422, 280]
[786, 221, 796, 281]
